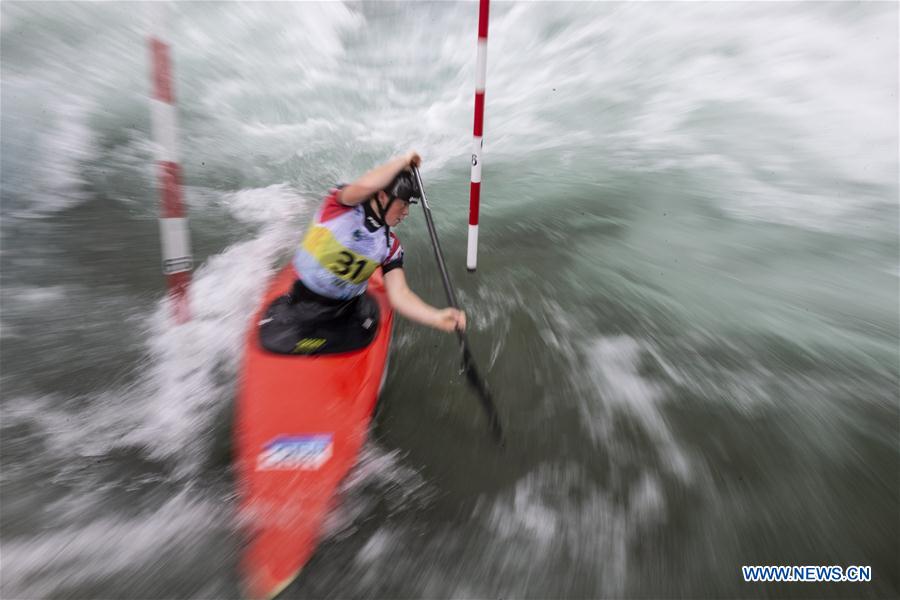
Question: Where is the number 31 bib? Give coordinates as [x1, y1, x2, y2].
[292, 186, 404, 300]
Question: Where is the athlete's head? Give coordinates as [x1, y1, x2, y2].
[374, 169, 420, 227]
[385, 170, 420, 204]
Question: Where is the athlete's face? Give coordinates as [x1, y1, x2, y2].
[384, 196, 411, 227]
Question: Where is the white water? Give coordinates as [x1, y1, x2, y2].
[2, 2, 897, 598]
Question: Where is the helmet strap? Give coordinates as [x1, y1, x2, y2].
[374, 192, 396, 225]
[370, 193, 393, 245]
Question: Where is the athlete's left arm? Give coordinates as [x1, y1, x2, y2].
[383, 268, 466, 333]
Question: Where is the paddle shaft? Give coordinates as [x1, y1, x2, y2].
[411, 166, 504, 444]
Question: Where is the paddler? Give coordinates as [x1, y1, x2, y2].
[286, 152, 465, 351]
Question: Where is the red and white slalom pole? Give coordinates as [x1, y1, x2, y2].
[149, 7, 192, 323]
[467, 0, 490, 271]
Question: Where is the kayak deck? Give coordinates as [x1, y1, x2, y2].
[235, 266, 393, 599]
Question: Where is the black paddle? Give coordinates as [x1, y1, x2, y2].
[411, 166, 504, 445]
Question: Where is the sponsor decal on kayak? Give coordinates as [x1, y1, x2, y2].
[257, 435, 333, 470]
[293, 338, 326, 353]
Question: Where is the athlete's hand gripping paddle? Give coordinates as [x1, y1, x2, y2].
[411, 166, 504, 445]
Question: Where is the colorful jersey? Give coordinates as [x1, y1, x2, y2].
[292, 186, 404, 300]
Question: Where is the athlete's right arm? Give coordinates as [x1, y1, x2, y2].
[338, 152, 422, 206]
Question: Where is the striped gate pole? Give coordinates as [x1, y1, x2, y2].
[467, 0, 490, 271]
[149, 6, 193, 323]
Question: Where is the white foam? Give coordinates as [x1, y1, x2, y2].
[3, 284, 67, 305]
[0, 489, 228, 599]
[27, 95, 98, 214]
[473, 463, 638, 597]
[356, 527, 394, 566]
[581, 336, 692, 480]
[1, 186, 311, 477]
[324, 444, 432, 539]
[122, 186, 311, 470]
[219, 183, 308, 225]
[484, 3, 897, 231]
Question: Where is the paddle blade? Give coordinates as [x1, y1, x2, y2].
[460, 345, 504, 445]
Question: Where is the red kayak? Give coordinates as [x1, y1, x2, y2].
[235, 265, 394, 600]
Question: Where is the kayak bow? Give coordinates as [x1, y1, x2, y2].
[235, 265, 393, 599]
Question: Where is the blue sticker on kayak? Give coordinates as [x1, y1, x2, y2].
[257, 434, 333, 471]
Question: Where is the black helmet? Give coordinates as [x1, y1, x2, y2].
[384, 170, 420, 204]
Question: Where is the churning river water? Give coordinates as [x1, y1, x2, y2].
[1, 2, 898, 598]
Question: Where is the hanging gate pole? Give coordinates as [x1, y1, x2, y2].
[148, 4, 193, 323]
[467, 0, 490, 271]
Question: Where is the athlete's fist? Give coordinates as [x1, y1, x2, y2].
[405, 151, 422, 168]
[433, 308, 466, 333]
